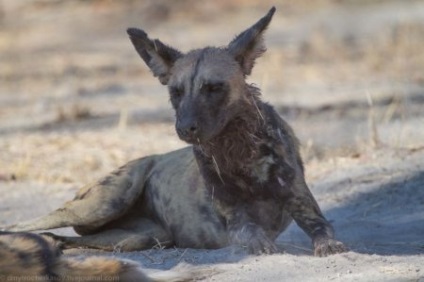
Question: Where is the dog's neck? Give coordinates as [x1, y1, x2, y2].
[195, 86, 266, 173]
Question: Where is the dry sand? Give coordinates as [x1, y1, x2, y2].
[0, 1, 423, 281]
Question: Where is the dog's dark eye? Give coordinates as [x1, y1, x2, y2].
[169, 86, 184, 109]
[169, 87, 184, 99]
[201, 82, 224, 95]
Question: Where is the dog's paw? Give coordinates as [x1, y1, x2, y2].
[231, 223, 279, 255]
[314, 238, 348, 257]
[246, 232, 279, 255]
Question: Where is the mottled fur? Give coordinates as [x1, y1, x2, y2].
[0, 232, 204, 282]
[2, 7, 347, 260]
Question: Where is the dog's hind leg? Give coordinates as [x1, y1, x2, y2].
[43, 218, 172, 251]
[2, 157, 156, 233]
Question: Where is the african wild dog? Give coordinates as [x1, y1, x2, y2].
[2, 7, 347, 256]
[0, 231, 205, 282]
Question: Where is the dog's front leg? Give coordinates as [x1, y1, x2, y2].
[284, 178, 348, 256]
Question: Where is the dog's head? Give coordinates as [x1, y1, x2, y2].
[127, 7, 275, 144]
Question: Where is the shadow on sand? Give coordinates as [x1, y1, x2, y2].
[279, 170, 424, 256]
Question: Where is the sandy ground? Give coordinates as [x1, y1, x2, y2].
[1, 1, 423, 281]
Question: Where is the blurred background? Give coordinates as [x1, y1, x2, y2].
[0, 0, 423, 185]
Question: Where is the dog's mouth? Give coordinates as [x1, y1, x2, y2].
[176, 125, 223, 145]
[177, 133, 199, 144]
[177, 131, 211, 145]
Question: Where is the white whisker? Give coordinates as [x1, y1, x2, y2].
[252, 97, 265, 121]
[212, 155, 225, 184]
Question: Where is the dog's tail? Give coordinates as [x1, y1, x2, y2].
[58, 257, 216, 282]
[56, 256, 208, 282]
[0, 232, 216, 282]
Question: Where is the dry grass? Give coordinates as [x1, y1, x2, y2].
[0, 124, 184, 184]
[0, 0, 423, 185]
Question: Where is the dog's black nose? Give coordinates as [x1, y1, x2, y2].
[177, 121, 199, 142]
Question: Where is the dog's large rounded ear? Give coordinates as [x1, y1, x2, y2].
[127, 28, 183, 85]
[227, 7, 275, 76]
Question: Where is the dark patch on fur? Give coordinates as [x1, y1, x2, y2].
[199, 205, 211, 218]
[16, 233, 58, 277]
[197, 85, 263, 172]
[110, 199, 125, 211]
